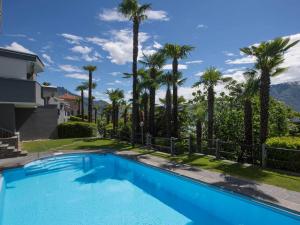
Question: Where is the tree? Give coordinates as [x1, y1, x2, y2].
[121, 100, 131, 125]
[241, 37, 298, 144]
[193, 67, 231, 148]
[160, 72, 173, 138]
[76, 83, 88, 121]
[93, 105, 100, 124]
[162, 44, 194, 137]
[42, 82, 51, 86]
[83, 65, 97, 123]
[106, 89, 124, 135]
[119, 0, 151, 145]
[140, 52, 166, 136]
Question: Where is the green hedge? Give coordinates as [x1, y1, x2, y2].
[266, 136, 300, 149]
[266, 137, 300, 172]
[58, 122, 97, 138]
[69, 116, 82, 122]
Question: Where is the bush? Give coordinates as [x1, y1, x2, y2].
[58, 122, 97, 138]
[266, 136, 300, 172]
[266, 136, 300, 149]
[69, 116, 82, 122]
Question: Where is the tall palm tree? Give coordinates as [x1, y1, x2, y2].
[93, 105, 100, 124]
[119, 0, 151, 145]
[241, 37, 299, 144]
[121, 100, 130, 125]
[106, 89, 125, 135]
[140, 52, 166, 137]
[193, 102, 206, 153]
[75, 83, 88, 121]
[160, 72, 173, 138]
[193, 67, 231, 148]
[83, 65, 97, 123]
[162, 44, 194, 137]
[227, 70, 259, 161]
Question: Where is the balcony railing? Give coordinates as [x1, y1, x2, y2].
[0, 77, 43, 106]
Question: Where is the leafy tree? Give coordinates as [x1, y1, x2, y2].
[241, 37, 299, 144]
[83, 65, 97, 123]
[161, 44, 194, 137]
[119, 0, 151, 144]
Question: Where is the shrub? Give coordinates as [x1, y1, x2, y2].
[266, 136, 300, 172]
[266, 136, 300, 149]
[58, 122, 97, 138]
[69, 116, 82, 122]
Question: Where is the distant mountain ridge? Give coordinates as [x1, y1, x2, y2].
[270, 82, 300, 112]
[57, 86, 108, 113]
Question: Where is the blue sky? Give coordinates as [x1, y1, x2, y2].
[1, 0, 300, 101]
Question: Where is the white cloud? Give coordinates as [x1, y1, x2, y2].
[59, 64, 82, 73]
[70, 45, 101, 62]
[71, 45, 92, 54]
[186, 60, 203, 64]
[4, 42, 34, 54]
[223, 51, 235, 57]
[225, 55, 256, 65]
[5, 33, 36, 42]
[42, 53, 54, 64]
[110, 72, 121, 76]
[197, 24, 208, 29]
[153, 41, 162, 49]
[61, 33, 83, 44]
[194, 71, 204, 77]
[65, 73, 89, 80]
[98, 8, 169, 22]
[163, 64, 188, 70]
[64, 56, 80, 61]
[88, 29, 149, 65]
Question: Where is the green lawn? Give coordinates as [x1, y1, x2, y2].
[22, 138, 300, 192]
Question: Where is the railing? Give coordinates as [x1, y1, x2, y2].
[0, 127, 15, 138]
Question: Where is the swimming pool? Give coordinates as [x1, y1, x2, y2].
[0, 153, 299, 225]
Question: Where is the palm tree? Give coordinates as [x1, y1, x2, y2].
[160, 72, 173, 138]
[121, 100, 130, 125]
[76, 83, 88, 121]
[140, 52, 166, 136]
[93, 105, 100, 123]
[161, 44, 194, 137]
[193, 67, 231, 148]
[119, 0, 151, 145]
[227, 70, 259, 161]
[83, 65, 97, 123]
[241, 37, 299, 144]
[193, 102, 206, 153]
[106, 89, 125, 135]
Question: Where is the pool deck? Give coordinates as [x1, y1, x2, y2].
[0, 149, 300, 214]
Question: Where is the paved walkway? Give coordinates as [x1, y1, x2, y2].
[1, 149, 300, 213]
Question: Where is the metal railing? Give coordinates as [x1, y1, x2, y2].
[0, 127, 15, 138]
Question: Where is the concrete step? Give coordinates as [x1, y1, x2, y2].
[0, 144, 9, 149]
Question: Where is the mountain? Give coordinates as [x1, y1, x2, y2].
[57, 86, 109, 113]
[270, 82, 300, 112]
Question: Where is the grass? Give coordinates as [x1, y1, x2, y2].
[22, 138, 300, 192]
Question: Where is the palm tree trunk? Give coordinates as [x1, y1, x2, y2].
[207, 86, 214, 149]
[149, 87, 155, 137]
[124, 107, 127, 125]
[196, 119, 202, 153]
[116, 105, 119, 133]
[239, 99, 253, 162]
[165, 84, 172, 138]
[131, 17, 139, 145]
[172, 57, 179, 138]
[144, 93, 149, 134]
[112, 101, 116, 135]
[260, 72, 270, 144]
[94, 109, 97, 123]
[81, 90, 84, 121]
[106, 112, 110, 124]
[88, 70, 93, 123]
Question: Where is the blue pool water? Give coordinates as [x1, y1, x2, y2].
[0, 154, 299, 225]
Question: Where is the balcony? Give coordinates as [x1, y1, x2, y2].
[0, 77, 43, 107]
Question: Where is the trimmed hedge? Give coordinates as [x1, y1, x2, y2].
[58, 122, 97, 138]
[266, 137, 300, 172]
[69, 116, 82, 122]
[266, 136, 300, 149]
